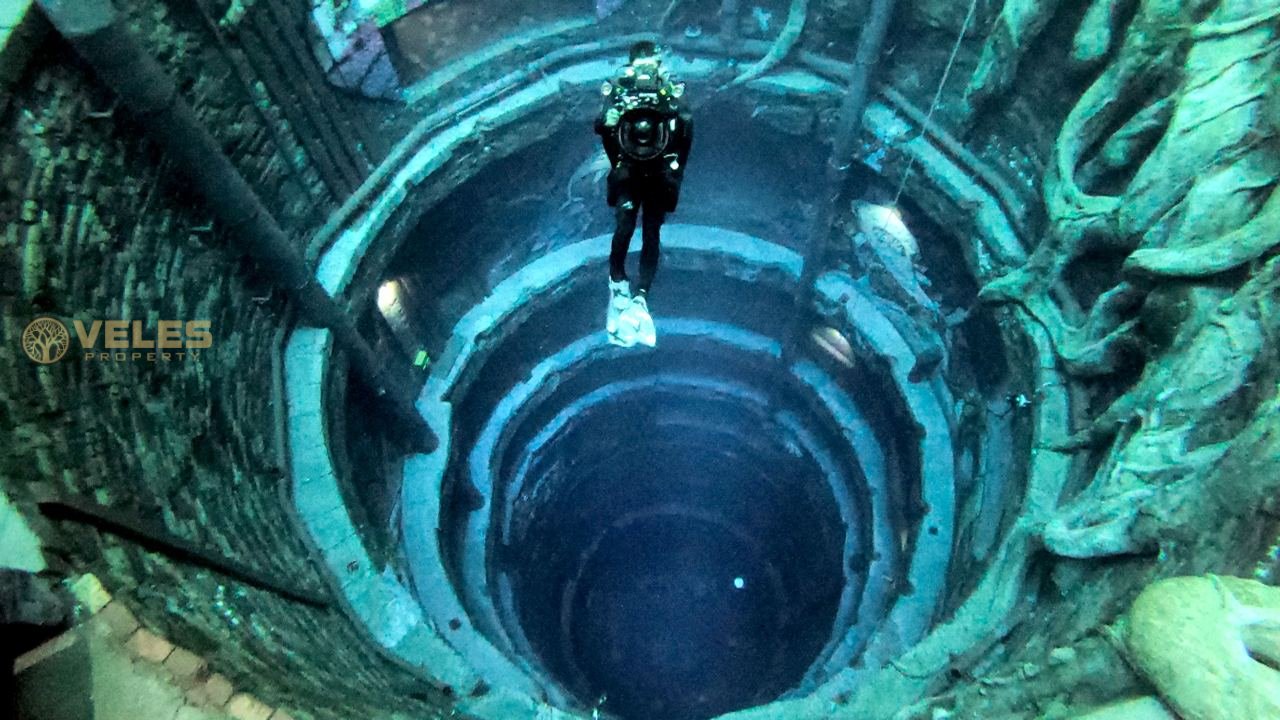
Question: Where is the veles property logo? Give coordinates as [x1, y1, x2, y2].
[22, 317, 212, 365]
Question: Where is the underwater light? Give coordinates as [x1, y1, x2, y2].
[377, 279, 403, 317]
[810, 326, 856, 368]
[856, 201, 918, 256]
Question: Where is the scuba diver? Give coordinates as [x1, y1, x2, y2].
[595, 41, 693, 347]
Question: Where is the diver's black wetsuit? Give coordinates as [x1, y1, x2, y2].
[595, 103, 693, 295]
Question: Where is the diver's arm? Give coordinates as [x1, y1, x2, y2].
[676, 112, 693, 167]
[595, 111, 622, 166]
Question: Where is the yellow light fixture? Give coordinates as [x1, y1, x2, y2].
[377, 279, 402, 316]
[810, 326, 855, 368]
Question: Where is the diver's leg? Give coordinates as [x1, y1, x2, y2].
[636, 200, 665, 295]
[607, 197, 639, 344]
[610, 198, 638, 282]
[617, 199, 661, 348]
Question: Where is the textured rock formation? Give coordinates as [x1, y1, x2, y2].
[1126, 575, 1280, 720]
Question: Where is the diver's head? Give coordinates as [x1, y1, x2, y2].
[625, 41, 665, 93]
[629, 41, 661, 64]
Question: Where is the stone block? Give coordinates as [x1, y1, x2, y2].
[67, 573, 111, 613]
[86, 628, 186, 720]
[187, 672, 235, 708]
[1126, 575, 1280, 720]
[93, 601, 140, 640]
[124, 627, 175, 663]
[225, 692, 274, 720]
[176, 704, 234, 720]
[163, 646, 208, 684]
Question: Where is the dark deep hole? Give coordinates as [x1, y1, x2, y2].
[499, 386, 848, 719]
[570, 515, 790, 719]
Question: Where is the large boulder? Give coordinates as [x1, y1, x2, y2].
[1125, 575, 1280, 720]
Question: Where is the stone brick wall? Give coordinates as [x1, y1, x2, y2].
[0, 2, 448, 718]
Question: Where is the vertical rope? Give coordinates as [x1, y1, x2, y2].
[787, 0, 898, 354]
[892, 0, 980, 206]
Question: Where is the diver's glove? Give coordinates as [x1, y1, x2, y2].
[604, 107, 622, 127]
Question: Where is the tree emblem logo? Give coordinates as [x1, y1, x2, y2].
[22, 317, 71, 364]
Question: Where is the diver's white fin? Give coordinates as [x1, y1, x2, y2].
[607, 279, 637, 347]
[608, 327, 637, 347]
[608, 310, 640, 346]
[608, 304, 636, 346]
[623, 296, 657, 348]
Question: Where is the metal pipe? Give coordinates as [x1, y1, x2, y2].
[39, 496, 331, 608]
[791, 0, 899, 346]
[829, 0, 899, 177]
[36, 0, 436, 452]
